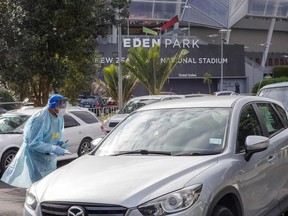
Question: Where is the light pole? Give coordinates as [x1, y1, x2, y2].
[219, 29, 231, 91]
[117, 26, 123, 110]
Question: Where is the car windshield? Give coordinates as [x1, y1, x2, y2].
[95, 107, 230, 156]
[80, 97, 98, 103]
[258, 87, 288, 109]
[0, 114, 30, 134]
[118, 99, 160, 114]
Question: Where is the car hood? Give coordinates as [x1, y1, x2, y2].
[109, 113, 129, 122]
[34, 155, 217, 207]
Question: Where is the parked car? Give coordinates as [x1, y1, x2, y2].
[102, 94, 185, 134]
[0, 107, 7, 114]
[103, 98, 118, 114]
[212, 91, 238, 96]
[78, 95, 105, 109]
[0, 106, 105, 175]
[160, 91, 177, 95]
[78, 95, 106, 116]
[24, 96, 288, 216]
[257, 81, 288, 109]
[184, 93, 212, 98]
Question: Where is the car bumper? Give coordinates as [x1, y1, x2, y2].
[23, 200, 207, 216]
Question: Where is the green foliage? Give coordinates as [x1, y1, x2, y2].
[95, 63, 138, 105]
[252, 77, 288, 94]
[272, 66, 288, 78]
[0, 0, 130, 106]
[203, 72, 212, 93]
[124, 45, 189, 95]
[0, 89, 16, 110]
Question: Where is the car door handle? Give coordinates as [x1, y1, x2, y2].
[268, 155, 276, 164]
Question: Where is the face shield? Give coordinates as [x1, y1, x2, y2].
[48, 94, 69, 116]
[55, 99, 69, 116]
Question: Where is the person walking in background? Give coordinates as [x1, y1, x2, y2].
[1, 94, 69, 188]
[235, 82, 240, 94]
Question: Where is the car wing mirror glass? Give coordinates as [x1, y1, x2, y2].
[244, 135, 269, 161]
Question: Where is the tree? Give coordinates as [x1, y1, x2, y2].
[123, 45, 188, 95]
[0, 89, 15, 110]
[203, 72, 212, 94]
[0, 0, 130, 106]
[94, 63, 138, 105]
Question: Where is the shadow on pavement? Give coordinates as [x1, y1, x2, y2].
[0, 159, 75, 216]
[0, 180, 27, 216]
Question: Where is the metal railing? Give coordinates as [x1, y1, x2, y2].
[88, 106, 119, 117]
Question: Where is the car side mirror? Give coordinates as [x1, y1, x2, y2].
[91, 138, 103, 149]
[244, 135, 269, 161]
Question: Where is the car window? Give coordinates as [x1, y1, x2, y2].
[80, 97, 97, 103]
[273, 104, 288, 127]
[0, 114, 30, 134]
[256, 103, 284, 136]
[98, 97, 105, 105]
[64, 115, 80, 128]
[119, 99, 160, 114]
[70, 111, 99, 124]
[237, 104, 263, 153]
[80, 96, 104, 105]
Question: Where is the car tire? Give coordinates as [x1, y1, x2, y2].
[0, 149, 18, 176]
[212, 205, 234, 216]
[78, 138, 92, 156]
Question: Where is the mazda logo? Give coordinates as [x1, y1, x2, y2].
[68, 206, 86, 216]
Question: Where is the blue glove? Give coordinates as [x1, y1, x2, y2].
[57, 141, 68, 149]
[53, 145, 65, 156]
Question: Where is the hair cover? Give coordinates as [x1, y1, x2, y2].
[48, 94, 67, 108]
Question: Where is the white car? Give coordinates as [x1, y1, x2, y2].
[0, 106, 105, 175]
[102, 94, 185, 134]
[257, 81, 288, 109]
[212, 91, 238, 96]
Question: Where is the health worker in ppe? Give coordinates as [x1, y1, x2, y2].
[1, 94, 68, 188]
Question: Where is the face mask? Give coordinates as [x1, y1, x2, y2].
[58, 108, 67, 116]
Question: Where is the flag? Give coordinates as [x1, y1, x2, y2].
[161, 15, 179, 31]
[142, 26, 158, 35]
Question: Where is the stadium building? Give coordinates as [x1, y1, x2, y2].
[97, 0, 288, 95]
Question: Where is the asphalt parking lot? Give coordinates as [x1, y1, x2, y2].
[0, 159, 74, 216]
[0, 180, 26, 216]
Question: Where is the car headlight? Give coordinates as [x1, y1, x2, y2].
[138, 184, 202, 215]
[25, 186, 38, 210]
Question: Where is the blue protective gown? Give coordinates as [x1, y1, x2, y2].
[1, 107, 64, 188]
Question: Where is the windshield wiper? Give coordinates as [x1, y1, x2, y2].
[112, 149, 172, 156]
[173, 150, 221, 156]
[173, 152, 202, 156]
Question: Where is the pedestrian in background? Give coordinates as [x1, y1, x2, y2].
[1, 94, 69, 188]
